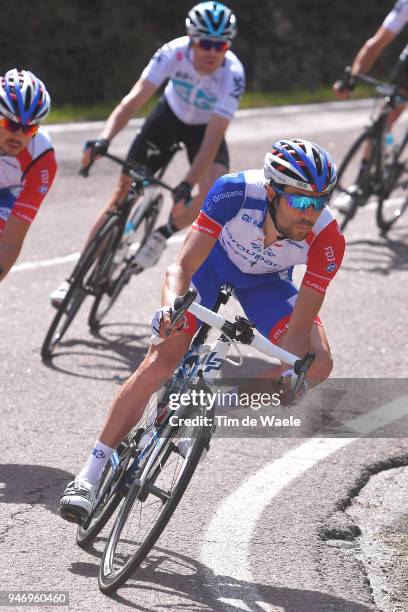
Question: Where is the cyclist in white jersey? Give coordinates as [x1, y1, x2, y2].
[59, 138, 345, 524]
[334, 0, 408, 100]
[50, 1, 245, 306]
[332, 0, 408, 210]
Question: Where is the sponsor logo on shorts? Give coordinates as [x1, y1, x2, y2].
[326, 262, 337, 273]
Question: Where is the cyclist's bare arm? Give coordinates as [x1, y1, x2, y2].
[333, 26, 396, 99]
[100, 78, 158, 142]
[278, 285, 325, 376]
[82, 78, 158, 166]
[159, 229, 217, 337]
[0, 217, 30, 281]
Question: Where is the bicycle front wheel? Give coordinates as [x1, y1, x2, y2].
[376, 135, 408, 232]
[76, 432, 138, 548]
[332, 131, 378, 231]
[41, 214, 121, 360]
[88, 192, 163, 330]
[98, 393, 213, 594]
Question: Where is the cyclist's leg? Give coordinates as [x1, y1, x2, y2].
[83, 98, 174, 252]
[360, 55, 408, 161]
[172, 137, 229, 230]
[388, 50, 408, 128]
[50, 101, 175, 304]
[59, 251, 222, 520]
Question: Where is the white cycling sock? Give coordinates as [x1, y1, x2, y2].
[77, 440, 115, 486]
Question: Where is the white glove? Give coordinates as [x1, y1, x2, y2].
[279, 369, 309, 406]
[151, 306, 172, 337]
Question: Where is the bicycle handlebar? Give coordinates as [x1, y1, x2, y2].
[150, 289, 314, 380]
[78, 150, 175, 193]
[343, 66, 408, 102]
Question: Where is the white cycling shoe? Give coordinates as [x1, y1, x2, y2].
[59, 477, 97, 524]
[132, 231, 167, 270]
[50, 280, 70, 308]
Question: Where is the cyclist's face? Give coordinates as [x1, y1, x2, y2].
[0, 125, 33, 156]
[192, 40, 230, 74]
[268, 185, 324, 241]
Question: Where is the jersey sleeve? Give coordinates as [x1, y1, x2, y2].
[11, 149, 57, 225]
[301, 220, 345, 294]
[140, 41, 177, 87]
[383, 0, 408, 33]
[192, 173, 246, 238]
[213, 60, 246, 120]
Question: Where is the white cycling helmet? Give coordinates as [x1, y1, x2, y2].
[186, 2, 237, 41]
[264, 138, 337, 194]
[0, 69, 51, 125]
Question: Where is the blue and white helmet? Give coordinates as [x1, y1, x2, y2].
[186, 2, 237, 41]
[0, 69, 51, 125]
[264, 138, 337, 194]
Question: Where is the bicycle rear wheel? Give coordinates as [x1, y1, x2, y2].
[41, 214, 121, 360]
[98, 388, 213, 594]
[332, 131, 378, 231]
[376, 135, 408, 232]
[88, 192, 163, 330]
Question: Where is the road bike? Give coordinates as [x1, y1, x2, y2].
[41, 153, 176, 361]
[332, 70, 408, 232]
[73, 287, 314, 593]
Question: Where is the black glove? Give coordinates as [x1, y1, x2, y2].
[173, 181, 192, 205]
[84, 138, 110, 157]
[337, 66, 357, 93]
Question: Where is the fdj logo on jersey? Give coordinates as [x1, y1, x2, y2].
[203, 351, 224, 373]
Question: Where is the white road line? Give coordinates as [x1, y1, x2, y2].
[44, 99, 374, 134]
[11, 234, 186, 273]
[12, 252, 80, 272]
[200, 437, 351, 607]
[200, 395, 408, 608]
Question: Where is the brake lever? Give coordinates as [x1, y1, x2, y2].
[166, 289, 197, 336]
[292, 352, 315, 396]
[79, 159, 94, 177]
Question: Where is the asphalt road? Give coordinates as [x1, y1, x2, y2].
[1, 100, 408, 611]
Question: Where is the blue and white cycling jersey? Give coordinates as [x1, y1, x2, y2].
[141, 36, 245, 125]
[192, 170, 346, 294]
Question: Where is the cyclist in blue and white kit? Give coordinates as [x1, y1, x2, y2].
[60, 138, 346, 524]
[51, 1, 245, 306]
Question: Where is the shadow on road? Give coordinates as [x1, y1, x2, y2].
[40, 321, 276, 384]
[69, 544, 375, 612]
[343, 226, 408, 275]
[0, 464, 72, 515]
[40, 322, 151, 382]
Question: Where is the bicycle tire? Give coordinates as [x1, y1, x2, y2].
[76, 431, 140, 548]
[41, 214, 121, 360]
[376, 133, 408, 232]
[88, 192, 163, 331]
[332, 130, 379, 231]
[98, 389, 214, 593]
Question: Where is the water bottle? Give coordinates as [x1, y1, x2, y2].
[124, 220, 136, 235]
[384, 132, 394, 162]
[383, 132, 395, 182]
